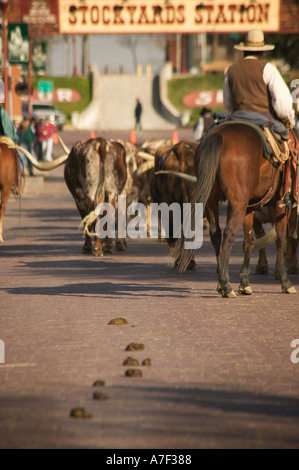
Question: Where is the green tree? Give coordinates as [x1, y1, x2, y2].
[265, 34, 299, 70]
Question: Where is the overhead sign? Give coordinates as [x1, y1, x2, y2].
[8, 23, 29, 65]
[183, 90, 224, 108]
[58, 0, 280, 34]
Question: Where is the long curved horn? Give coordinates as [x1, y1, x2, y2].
[135, 150, 155, 161]
[132, 160, 155, 178]
[155, 170, 197, 183]
[15, 145, 69, 171]
[126, 151, 136, 163]
[57, 134, 71, 154]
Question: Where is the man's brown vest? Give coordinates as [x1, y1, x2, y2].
[227, 59, 272, 114]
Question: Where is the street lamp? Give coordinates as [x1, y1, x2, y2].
[0, 0, 9, 113]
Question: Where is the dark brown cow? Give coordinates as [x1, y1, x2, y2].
[132, 139, 173, 205]
[149, 139, 198, 269]
[64, 137, 138, 256]
[131, 139, 173, 234]
[0, 139, 22, 242]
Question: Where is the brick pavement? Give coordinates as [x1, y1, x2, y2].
[0, 149, 298, 450]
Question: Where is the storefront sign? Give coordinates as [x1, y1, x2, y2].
[32, 88, 81, 102]
[58, 0, 280, 34]
[32, 42, 47, 73]
[8, 23, 29, 65]
[21, 0, 59, 36]
[38, 80, 54, 101]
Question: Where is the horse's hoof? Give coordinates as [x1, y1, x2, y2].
[217, 284, 236, 298]
[226, 290, 237, 298]
[238, 285, 253, 295]
[283, 286, 297, 294]
[255, 265, 268, 275]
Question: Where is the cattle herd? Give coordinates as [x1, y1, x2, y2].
[0, 133, 298, 295]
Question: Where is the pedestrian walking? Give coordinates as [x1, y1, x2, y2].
[43, 117, 57, 162]
[21, 118, 35, 176]
[135, 98, 142, 131]
[36, 119, 47, 162]
[194, 107, 214, 141]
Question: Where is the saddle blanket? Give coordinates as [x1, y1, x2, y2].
[211, 110, 290, 167]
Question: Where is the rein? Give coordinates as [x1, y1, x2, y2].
[247, 162, 283, 209]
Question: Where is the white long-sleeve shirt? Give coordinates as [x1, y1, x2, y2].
[223, 56, 295, 122]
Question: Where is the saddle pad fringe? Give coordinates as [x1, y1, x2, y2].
[263, 127, 289, 165]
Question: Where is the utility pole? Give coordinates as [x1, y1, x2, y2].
[0, 0, 9, 114]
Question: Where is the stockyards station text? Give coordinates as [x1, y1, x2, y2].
[59, 0, 280, 35]
[105, 454, 192, 467]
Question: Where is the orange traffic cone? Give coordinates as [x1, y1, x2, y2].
[90, 131, 96, 139]
[53, 133, 58, 144]
[130, 130, 137, 144]
[172, 130, 179, 144]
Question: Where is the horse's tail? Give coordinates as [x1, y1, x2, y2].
[170, 132, 222, 272]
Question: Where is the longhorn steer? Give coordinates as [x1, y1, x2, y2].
[0, 140, 22, 242]
[64, 137, 138, 256]
[132, 139, 175, 235]
[149, 139, 198, 269]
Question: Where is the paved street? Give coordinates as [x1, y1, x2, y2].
[0, 129, 298, 449]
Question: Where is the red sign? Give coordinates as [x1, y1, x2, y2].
[32, 88, 81, 102]
[183, 90, 223, 108]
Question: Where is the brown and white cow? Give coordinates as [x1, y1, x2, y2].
[64, 137, 144, 256]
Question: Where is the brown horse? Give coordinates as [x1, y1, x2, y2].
[171, 122, 296, 297]
[0, 141, 22, 242]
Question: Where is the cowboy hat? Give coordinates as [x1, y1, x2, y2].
[234, 29, 275, 52]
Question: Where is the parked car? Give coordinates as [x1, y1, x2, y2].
[22, 101, 66, 130]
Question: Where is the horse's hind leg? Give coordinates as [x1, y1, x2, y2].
[206, 202, 221, 273]
[0, 186, 11, 242]
[253, 216, 268, 274]
[274, 205, 296, 293]
[0, 203, 4, 242]
[286, 208, 299, 274]
[217, 204, 247, 298]
[239, 211, 255, 295]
